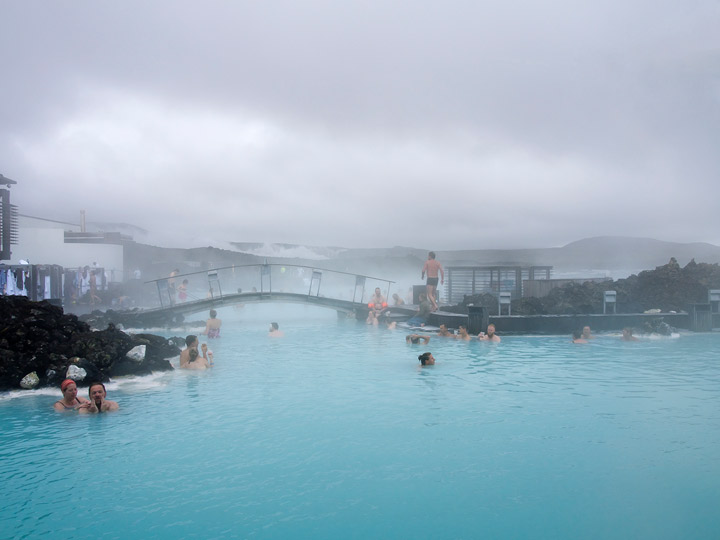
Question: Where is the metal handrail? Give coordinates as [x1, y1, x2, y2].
[145, 263, 395, 309]
[144, 263, 395, 285]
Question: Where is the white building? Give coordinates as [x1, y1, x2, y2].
[9, 214, 127, 282]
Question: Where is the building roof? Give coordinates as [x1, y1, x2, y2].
[0, 174, 17, 186]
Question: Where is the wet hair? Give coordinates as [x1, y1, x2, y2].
[418, 352, 432, 365]
[271, 322, 279, 330]
[209, 309, 217, 318]
[185, 334, 198, 347]
[572, 330, 582, 340]
[407, 335, 420, 344]
[428, 251, 436, 259]
[182, 279, 188, 285]
[88, 382, 106, 395]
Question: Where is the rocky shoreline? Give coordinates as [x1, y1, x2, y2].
[449, 258, 720, 316]
[0, 295, 180, 391]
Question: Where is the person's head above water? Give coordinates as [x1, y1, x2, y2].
[185, 335, 198, 347]
[418, 352, 435, 366]
[270, 322, 279, 331]
[209, 309, 217, 319]
[88, 382, 106, 397]
[487, 324, 496, 336]
[428, 251, 436, 260]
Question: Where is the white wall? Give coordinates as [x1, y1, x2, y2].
[9, 226, 125, 281]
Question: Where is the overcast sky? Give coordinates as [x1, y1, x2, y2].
[1, 1, 719, 250]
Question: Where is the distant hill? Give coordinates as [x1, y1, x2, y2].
[334, 237, 720, 276]
[126, 236, 720, 283]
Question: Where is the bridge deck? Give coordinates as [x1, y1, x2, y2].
[142, 292, 372, 318]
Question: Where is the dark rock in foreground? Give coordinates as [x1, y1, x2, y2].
[0, 296, 179, 391]
[79, 308, 205, 331]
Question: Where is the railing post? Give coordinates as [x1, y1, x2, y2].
[309, 270, 322, 296]
[261, 263, 271, 293]
[353, 275, 366, 303]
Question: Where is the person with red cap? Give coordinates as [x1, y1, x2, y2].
[53, 379, 90, 412]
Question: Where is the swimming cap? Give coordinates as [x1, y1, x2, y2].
[61, 379, 76, 391]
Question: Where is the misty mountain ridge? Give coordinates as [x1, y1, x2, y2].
[86, 221, 720, 279]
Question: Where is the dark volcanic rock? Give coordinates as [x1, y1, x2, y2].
[507, 258, 720, 315]
[79, 308, 204, 330]
[0, 296, 177, 391]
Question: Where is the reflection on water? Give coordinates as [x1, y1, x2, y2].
[2, 305, 720, 539]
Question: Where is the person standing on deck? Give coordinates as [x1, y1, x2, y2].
[421, 252, 444, 312]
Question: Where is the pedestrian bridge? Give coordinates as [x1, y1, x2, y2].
[144, 263, 397, 320]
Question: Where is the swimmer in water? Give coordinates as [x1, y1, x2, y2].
[418, 352, 435, 366]
[478, 324, 501, 342]
[53, 379, 90, 411]
[180, 335, 211, 369]
[78, 382, 119, 413]
[454, 325, 472, 341]
[406, 334, 431, 345]
[437, 324, 453, 337]
[582, 326, 594, 340]
[202, 309, 222, 338]
[621, 327, 639, 341]
[269, 322, 284, 338]
[572, 330, 588, 344]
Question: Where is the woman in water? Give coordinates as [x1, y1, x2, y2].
[180, 335, 212, 369]
[202, 309, 222, 338]
[53, 379, 90, 411]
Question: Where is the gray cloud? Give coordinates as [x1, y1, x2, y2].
[1, 0, 719, 250]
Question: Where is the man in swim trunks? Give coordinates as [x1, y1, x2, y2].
[79, 382, 119, 413]
[421, 252, 444, 312]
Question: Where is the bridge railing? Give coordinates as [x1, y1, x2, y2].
[145, 264, 395, 309]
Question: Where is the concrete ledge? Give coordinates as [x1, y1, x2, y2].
[489, 313, 690, 334]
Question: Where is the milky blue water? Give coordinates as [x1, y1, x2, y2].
[2, 305, 719, 540]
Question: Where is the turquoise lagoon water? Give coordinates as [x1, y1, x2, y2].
[1, 305, 719, 539]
